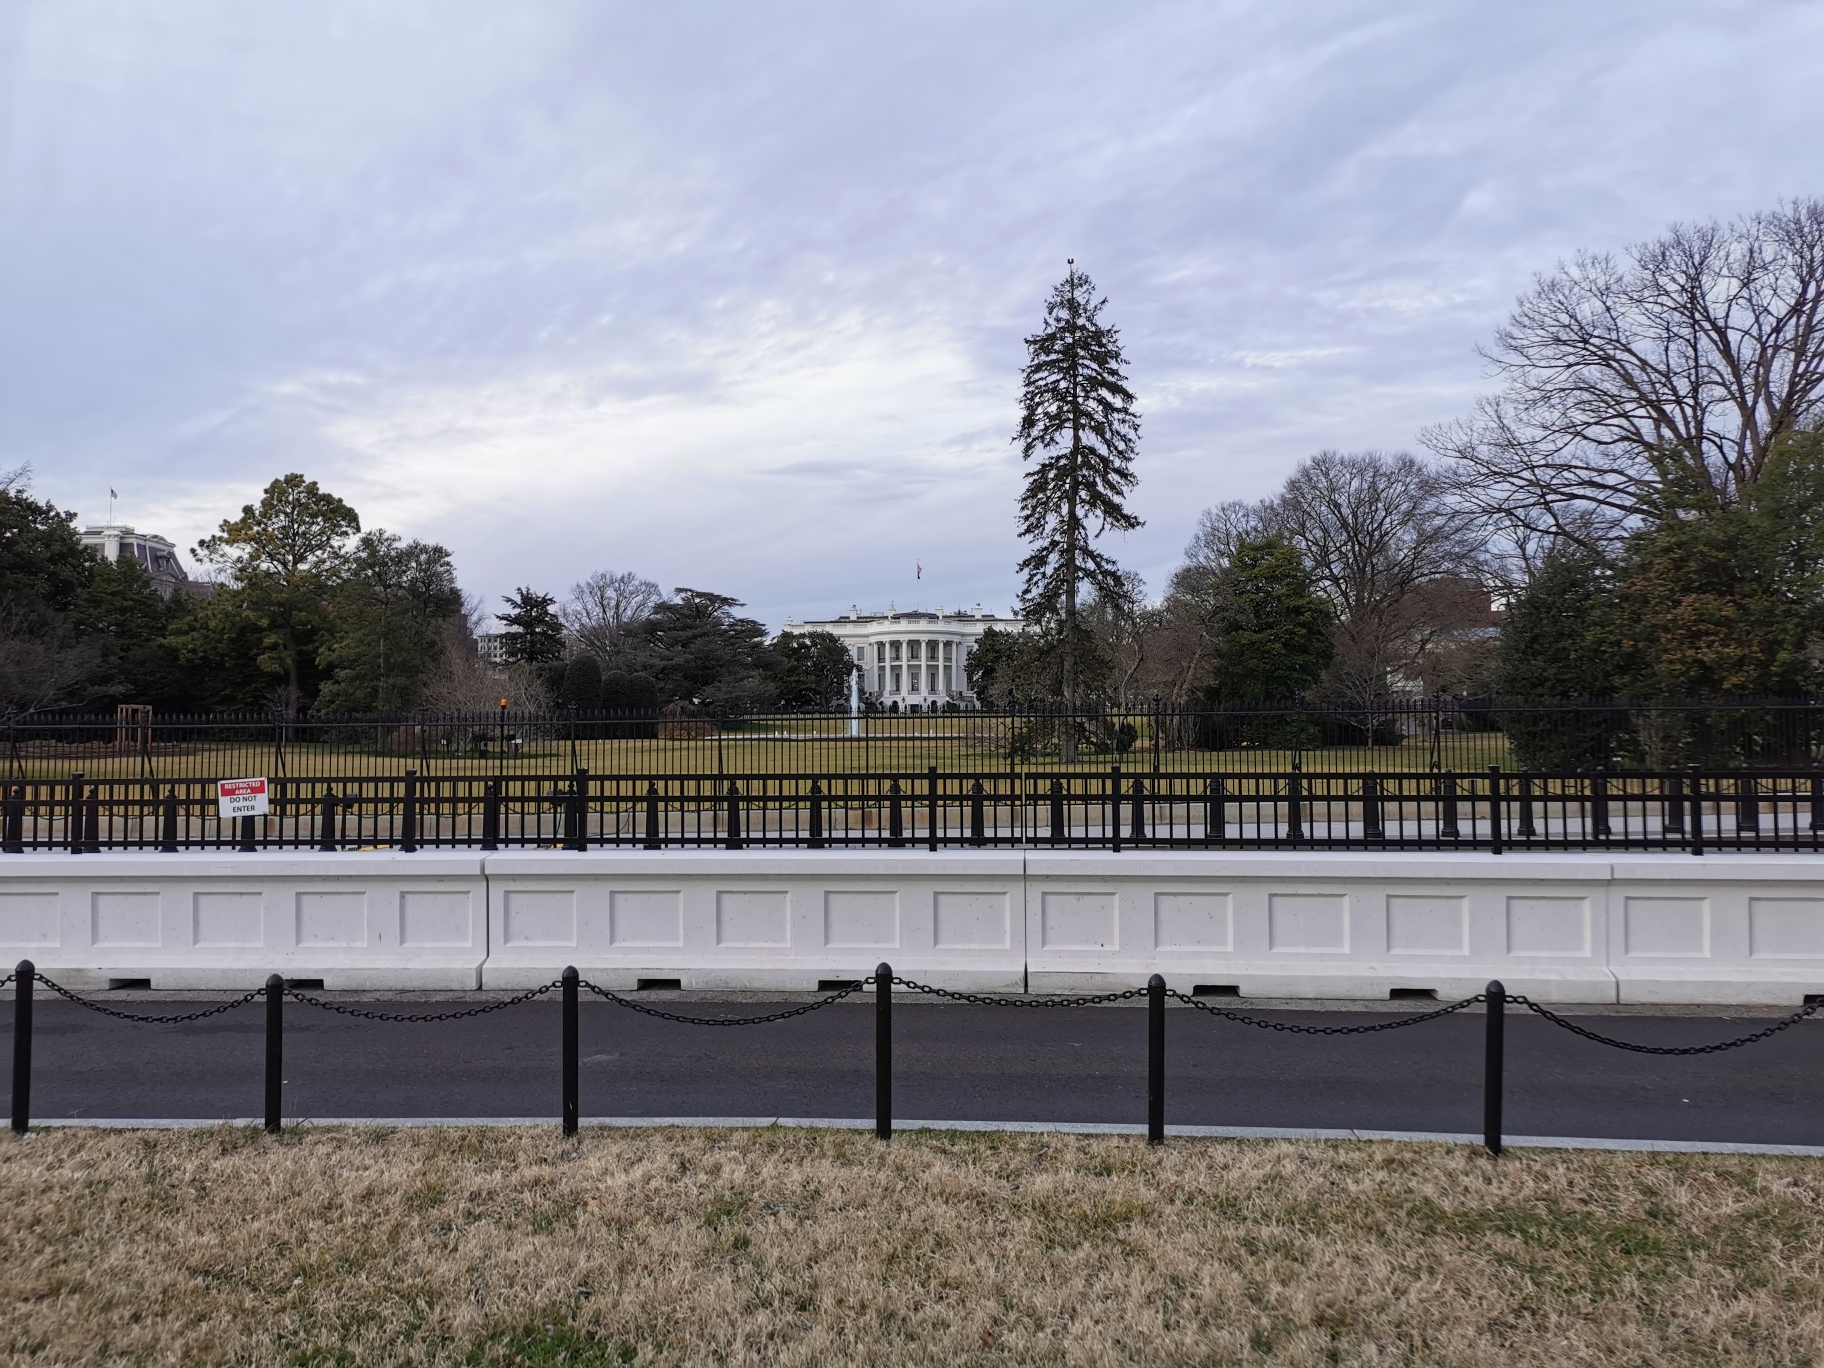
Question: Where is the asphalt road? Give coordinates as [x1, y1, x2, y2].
[5, 995, 1822, 1144]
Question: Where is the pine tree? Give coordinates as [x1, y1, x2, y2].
[1014, 262, 1142, 752]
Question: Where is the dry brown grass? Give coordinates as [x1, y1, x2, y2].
[3, 1126, 1822, 1366]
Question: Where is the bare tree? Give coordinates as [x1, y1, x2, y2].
[1426, 200, 1824, 541]
[561, 571, 663, 661]
[1181, 499, 1268, 577]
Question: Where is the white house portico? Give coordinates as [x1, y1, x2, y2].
[785, 606, 1029, 710]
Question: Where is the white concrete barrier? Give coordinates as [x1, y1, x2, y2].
[480, 850, 1026, 991]
[0, 852, 488, 990]
[3, 849, 1823, 1002]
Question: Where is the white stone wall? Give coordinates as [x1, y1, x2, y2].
[4, 849, 1824, 1002]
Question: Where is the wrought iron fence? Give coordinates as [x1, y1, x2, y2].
[9, 765, 1823, 854]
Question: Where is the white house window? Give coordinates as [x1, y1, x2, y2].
[910, 665, 922, 692]
[855, 647, 866, 663]
[942, 642, 953, 662]
[907, 640, 921, 661]
[926, 640, 938, 661]
[876, 643, 887, 663]
[891, 665, 902, 692]
[890, 641, 902, 662]
[943, 665, 953, 693]
[876, 666, 886, 692]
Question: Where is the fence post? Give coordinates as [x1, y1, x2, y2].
[809, 780, 825, 849]
[1286, 767, 1304, 841]
[969, 780, 985, 846]
[10, 958, 32, 1134]
[1207, 777, 1225, 844]
[67, 772, 82, 855]
[1662, 772, 1683, 837]
[1050, 778, 1066, 845]
[159, 787, 179, 853]
[1488, 765, 1504, 856]
[725, 781, 743, 850]
[643, 781, 661, 850]
[1147, 973, 1165, 1146]
[1812, 765, 1823, 835]
[5, 785, 25, 854]
[1110, 766, 1122, 854]
[238, 813, 257, 853]
[1130, 779, 1147, 842]
[81, 786, 101, 853]
[318, 791, 338, 853]
[1690, 767, 1705, 857]
[1736, 775, 1759, 835]
[1590, 770, 1611, 840]
[482, 781, 500, 851]
[1361, 774, 1382, 840]
[570, 768, 590, 852]
[927, 766, 938, 853]
[887, 780, 904, 848]
[1518, 772, 1537, 838]
[875, 962, 892, 1141]
[562, 966, 579, 1138]
[401, 769, 418, 853]
[1483, 979, 1504, 1157]
[264, 973, 284, 1134]
[1438, 770, 1459, 839]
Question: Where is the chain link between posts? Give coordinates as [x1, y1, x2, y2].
[1167, 987, 1488, 1034]
[1512, 994, 1824, 1055]
[28, 974, 263, 1024]
[582, 978, 865, 1025]
[284, 982, 562, 1022]
[892, 977, 1143, 1008]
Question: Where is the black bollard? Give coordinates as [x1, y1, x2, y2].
[82, 786, 101, 853]
[1286, 768, 1304, 841]
[643, 781, 660, 850]
[1488, 765, 1504, 856]
[482, 780, 500, 851]
[4, 785, 24, 854]
[1362, 774, 1383, 840]
[1690, 768, 1705, 857]
[264, 974, 284, 1134]
[401, 769, 418, 853]
[1438, 770, 1459, 840]
[969, 780, 985, 846]
[10, 959, 32, 1134]
[887, 780, 904, 849]
[238, 813, 257, 853]
[1050, 779, 1066, 844]
[1130, 779, 1146, 842]
[725, 781, 743, 850]
[927, 766, 938, 853]
[1483, 980, 1505, 1157]
[1147, 973, 1165, 1146]
[318, 791, 338, 853]
[67, 773, 83, 855]
[808, 780, 825, 849]
[571, 768, 590, 852]
[159, 788, 179, 853]
[1206, 777, 1225, 844]
[875, 962, 892, 1141]
[562, 966, 579, 1137]
[1111, 766, 1122, 854]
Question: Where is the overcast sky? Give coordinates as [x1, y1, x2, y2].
[4, 0, 1821, 630]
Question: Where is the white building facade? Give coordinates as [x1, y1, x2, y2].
[785, 606, 1030, 710]
[76, 523, 190, 597]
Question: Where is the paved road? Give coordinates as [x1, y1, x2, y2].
[5, 996, 1822, 1144]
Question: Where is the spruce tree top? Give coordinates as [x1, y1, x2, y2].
[1014, 263, 1142, 623]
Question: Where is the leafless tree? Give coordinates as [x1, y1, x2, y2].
[1426, 200, 1824, 543]
[1181, 499, 1269, 577]
[561, 571, 663, 661]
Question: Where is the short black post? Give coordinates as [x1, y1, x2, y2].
[1110, 766, 1122, 854]
[318, 791, 338, 853]
[1662, 772, 1683, 837]
[10, 958, 32, 1134]
[1488, 764, 1504, 856]
[1206, 777, 1225, 843]
[481, 781, 500, 851]
[238, 814, 257, 853]
[1483, 979, 1505, 1157]
[159, 787, 179, 852]
[643, 781, 661, 850]
[264, 973, 283, 1134]
[67, 773, 82, 855]
[1439, 770, 1459, 839]
[1690, 768, 1705, 857]
[875, 962, 892, 1141]
[1147, 973, 1165, 1146]
[1286, 768, 1304, 841]
[562, 966, 579, 1137]
[1590, 769, 1611, 839]
[81, 786, 101, 853]
[927, 766, 938, 853]
[808, 780, 825, 849]
[725, 780, 743, 850]
[1812, 766, 1824, 834]
[1130, 778, 1146, 841]
[570, 768, 590, 852]
[887, 780, 904, 848]
[1049, 778, 1066, 844]
[1361, 775, 1383, 840]
[969, 780, 985, 846]
[1518, 772, 1537, 838]
[1737, 775, 1759, 835]
[2, 786, 22, 855]
[400, 769, 418, 853]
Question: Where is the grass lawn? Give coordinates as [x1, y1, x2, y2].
[3, 1126, 1821, 1365]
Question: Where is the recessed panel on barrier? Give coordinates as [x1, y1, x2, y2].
[1749, 898, 1824, 958]
[716, 891, 790, 948]
[193, 891, 262, 948]
[91, 892, 161, 948]
[0, 892, 58, 948]
[296, 892, 367, 948]
[823, 891, 898, 949]
[1506, 897, 1590, 956]
[503, 890, 576, 946]
[400, 891, 472, 948]
[934, 892, 1009, 949]
[1040, 892, 1116, 950]
[1153, 892, 1232, 952]
[1623, 897, 1709, 958]
[1267, 894, 1348, 953]
[1386, 895, 1468, 956]
[609, 890, 683, 947]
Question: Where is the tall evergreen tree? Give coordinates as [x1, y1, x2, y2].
[1014, 262, 1142, 750]
[497, 588, 568, 683]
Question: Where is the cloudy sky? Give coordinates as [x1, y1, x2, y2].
[4, 0, 1821, 629]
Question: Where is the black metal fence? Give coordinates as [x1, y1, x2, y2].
[11, 699, 1824, 783]
[7, 961, 1820, 1155]
[9, 765, 1824, 854]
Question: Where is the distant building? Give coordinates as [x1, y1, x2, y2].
[475, 633, 510, 666]
[77, 523, 190, 598]
[784, 605, 1030, 710]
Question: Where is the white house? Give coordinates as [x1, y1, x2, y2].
[76, 523, 190, 597]
[784, 605, 1030, 710]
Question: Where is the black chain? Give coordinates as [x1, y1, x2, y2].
[1167, 987, 1486, 1034]
[284, 981, 561, 1022]
[892, 976, 1143, 1008]
[30, 973, 262, 1024]
[582, 978, 863, 1025]
[1512, 994, 1824, 1055]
